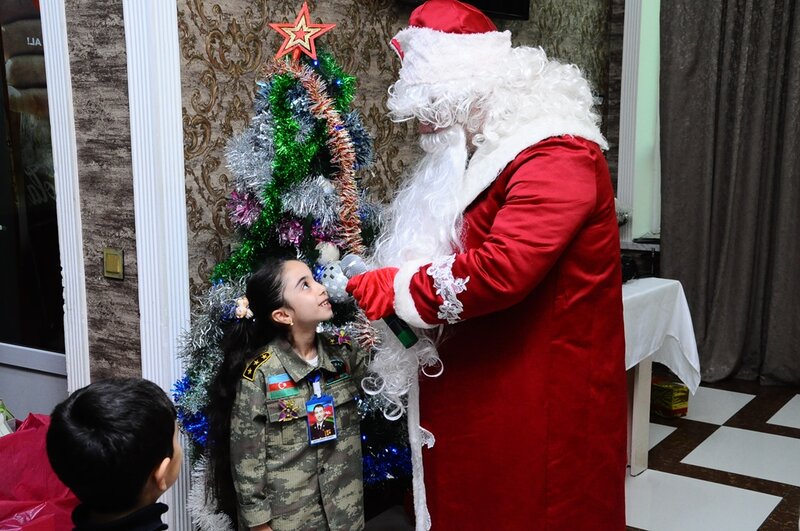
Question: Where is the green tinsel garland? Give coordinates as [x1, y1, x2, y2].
[211, 71, 327, 282]
[316, 51, 356, 112]
[210, 53, 359, 283]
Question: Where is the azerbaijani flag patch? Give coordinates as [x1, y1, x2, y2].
[268, 373, 299, 399]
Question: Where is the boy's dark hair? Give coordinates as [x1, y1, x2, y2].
[46, 377, 177, 513]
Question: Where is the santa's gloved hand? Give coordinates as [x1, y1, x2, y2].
[346, 267, 399, 321]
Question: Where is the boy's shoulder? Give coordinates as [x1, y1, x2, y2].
[72, 502, 168, 531]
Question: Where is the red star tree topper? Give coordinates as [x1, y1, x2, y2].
[269, 2, 336, 61]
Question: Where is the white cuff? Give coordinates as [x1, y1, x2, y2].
[393, 259, 437, 329]
[427, 254, 469, 324]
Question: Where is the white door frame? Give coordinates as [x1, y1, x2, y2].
[617, 0, 641, 243]
[40, 0, 91, 392]
[123, 1, 191, 529]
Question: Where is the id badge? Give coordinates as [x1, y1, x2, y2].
[306, 394, 337, 445]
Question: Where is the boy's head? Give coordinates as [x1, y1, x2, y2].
[46, 377, 182, 514]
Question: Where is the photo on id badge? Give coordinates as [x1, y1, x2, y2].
[306, 396, 336, 445]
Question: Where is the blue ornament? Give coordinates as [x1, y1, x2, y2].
[313, 264, 326, 282]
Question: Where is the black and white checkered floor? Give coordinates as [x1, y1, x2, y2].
[627, 379, 800, 530]
[364, 379, 800, 530]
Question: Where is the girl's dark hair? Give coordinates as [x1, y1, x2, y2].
[205, 256, 292, 526]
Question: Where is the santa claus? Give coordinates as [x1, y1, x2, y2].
[347, 1, 627, 529]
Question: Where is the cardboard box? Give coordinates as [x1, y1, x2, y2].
[651, 377, 689, 418]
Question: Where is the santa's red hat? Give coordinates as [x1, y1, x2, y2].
[390, 0, 511, 88]
[409, 0, 495, 32]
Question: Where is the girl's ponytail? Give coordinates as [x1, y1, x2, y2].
[205, 256, 291, 526]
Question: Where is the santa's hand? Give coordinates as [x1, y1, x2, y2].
[346, 267, 399, 321]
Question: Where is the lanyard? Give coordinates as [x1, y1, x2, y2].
[309, 371, 322, 398]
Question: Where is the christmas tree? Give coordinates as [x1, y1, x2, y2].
[173, 4, 410, 527]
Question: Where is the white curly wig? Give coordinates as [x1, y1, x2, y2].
[388, 27, 605, 148]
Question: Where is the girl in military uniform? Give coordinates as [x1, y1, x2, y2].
[205, 257, 366, 531]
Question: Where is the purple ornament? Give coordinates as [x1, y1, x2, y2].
[228, 190, 262, 228]
[311, 219, 337, 243]
[277, 218, 304, 247]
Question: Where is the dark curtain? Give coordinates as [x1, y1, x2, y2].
[660, 0, 800, 384]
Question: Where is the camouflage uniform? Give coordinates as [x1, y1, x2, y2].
[230, 335, 367, 531]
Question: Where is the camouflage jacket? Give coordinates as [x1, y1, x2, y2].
[230, 335, 367, 530]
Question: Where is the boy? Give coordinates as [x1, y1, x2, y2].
[46, 377, 182, 530]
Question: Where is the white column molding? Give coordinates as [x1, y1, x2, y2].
[651, 103, 662, 234]
[617, 0, 642, 243]
[122, 1, 191, 529]
[40, 0, 90, 392]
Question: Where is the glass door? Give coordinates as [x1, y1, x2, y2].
[1, 0, 67, 419]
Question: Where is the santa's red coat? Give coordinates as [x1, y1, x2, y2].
[399, 136, 627, 530]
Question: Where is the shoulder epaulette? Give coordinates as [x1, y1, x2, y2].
[243, 350, 272, 382]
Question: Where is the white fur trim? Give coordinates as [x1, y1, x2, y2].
[458, 118, 608, 212]
[393, 258, 437, 329]
[408, 379, 432, 531]
[393, 27, 512, 86]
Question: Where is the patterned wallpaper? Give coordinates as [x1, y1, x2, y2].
[177, 0, 611, 296]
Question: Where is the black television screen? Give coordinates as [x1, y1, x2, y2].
[398, 0, 529, 20]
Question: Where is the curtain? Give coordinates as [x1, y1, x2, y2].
[660, 0, 800, 384]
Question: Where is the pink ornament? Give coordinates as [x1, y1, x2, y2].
[278, 218, 305, 247]
[228, 190, 262, 228]
[311, 220, 337, 243]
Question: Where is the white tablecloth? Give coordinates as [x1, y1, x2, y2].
[623, 277, 701, 393]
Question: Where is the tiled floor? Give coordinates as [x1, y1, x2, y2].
[626, 378, 800, 530]
[367, 378, 800, 530]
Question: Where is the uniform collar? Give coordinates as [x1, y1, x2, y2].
[272, 336, 338, 382]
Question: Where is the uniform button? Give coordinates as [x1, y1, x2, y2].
[319, 467, 325, 474]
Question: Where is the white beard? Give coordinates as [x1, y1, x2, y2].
[371, 125, 469, 267]
[365, 125, 472, 529]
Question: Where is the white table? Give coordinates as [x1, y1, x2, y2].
[623, 277, 700, 475]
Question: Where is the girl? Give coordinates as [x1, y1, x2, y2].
[206, 257, 366, 531]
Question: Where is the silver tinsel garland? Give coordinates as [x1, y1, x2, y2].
[343, 110, 373, 170]
[281, 175, 341, 227]
[287, 84, 316, 144]
[176, 276, 250, 415]
[187, 457, 234, 531]
[358, 192, 384, 229]
[225, 112, 275, 197]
